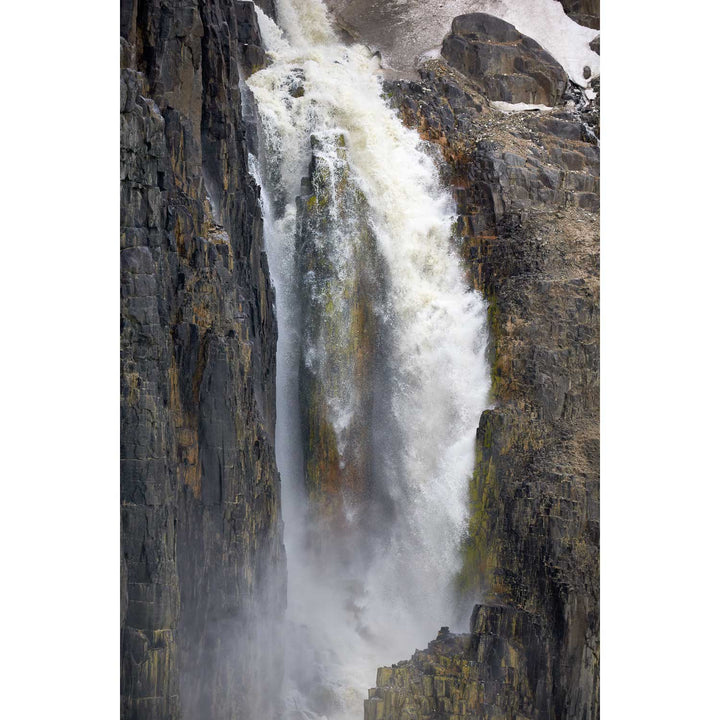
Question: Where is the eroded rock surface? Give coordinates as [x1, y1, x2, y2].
[120, 1, 285, 719]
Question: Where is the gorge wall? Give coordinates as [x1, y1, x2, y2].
[120, 1, 285, 718]
[120, 2, 599, 720]
[366, 20, 599, 720]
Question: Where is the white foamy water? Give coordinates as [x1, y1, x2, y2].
[246, 1, 491, 718]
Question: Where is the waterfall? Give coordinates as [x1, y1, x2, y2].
[246, 1, 491, 717]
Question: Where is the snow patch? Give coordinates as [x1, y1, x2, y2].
[491, 100, 553, 113]
[417, 46, 442, 64]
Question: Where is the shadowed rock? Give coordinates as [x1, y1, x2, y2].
[120, 2, 286, 719]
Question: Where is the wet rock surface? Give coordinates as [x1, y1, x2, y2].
[441, 14, 568, 106]
[376, 49, 599, 720]
[120, 1, 285, 719]
[294, 134, 391, 539]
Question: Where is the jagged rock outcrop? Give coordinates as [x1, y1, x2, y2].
[375, 42, 599, 720]
[441, 15, 568, 107]
[120, 1, 285, 719]
[367, 607, 552, 720]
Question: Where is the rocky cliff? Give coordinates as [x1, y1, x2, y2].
[121, 3, 599, 719]
[120, 2, 285, 719]
[366, 609, 553, 720]
[367, 15, 599, 720]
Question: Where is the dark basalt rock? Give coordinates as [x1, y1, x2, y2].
[120, 1, 285, 719]
[367, 606, 553, 720]
[237, 1, 269, 72]
[441, 13, 568, 107]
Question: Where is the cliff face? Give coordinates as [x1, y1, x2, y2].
[121, 3, 598, 718]
[120, 2, 285, 719]
[368, 25, 599, 720]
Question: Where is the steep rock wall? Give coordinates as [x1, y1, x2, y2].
[369, 50, 599, 720]
[120, 2, 285, 718]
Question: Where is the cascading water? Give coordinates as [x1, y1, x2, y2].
[246, 1, 491, 717]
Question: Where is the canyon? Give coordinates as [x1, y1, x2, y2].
[120, 1, 599, 719]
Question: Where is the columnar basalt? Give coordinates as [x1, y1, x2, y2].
[120, 2, 285, 718]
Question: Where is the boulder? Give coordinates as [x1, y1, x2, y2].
[441, 14, 568, 107]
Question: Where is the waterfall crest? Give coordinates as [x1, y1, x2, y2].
[246, 2, 491, 717]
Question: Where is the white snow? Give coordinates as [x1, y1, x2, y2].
[417, 46, 442, 63]
[491, 100, 553, 113]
